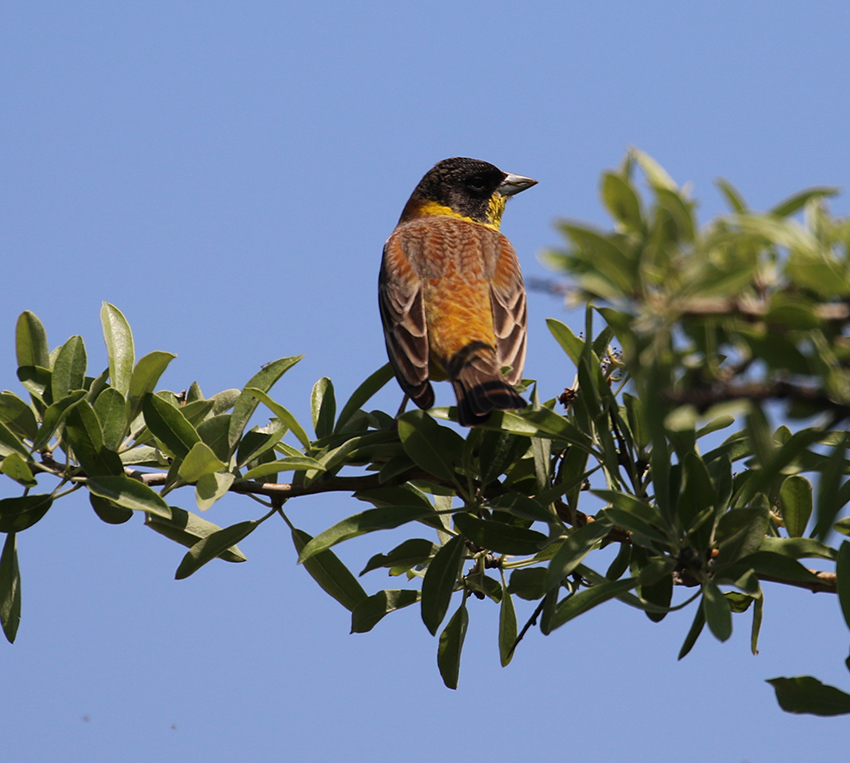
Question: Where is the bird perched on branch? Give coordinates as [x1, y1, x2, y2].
[379, 157, 536, 426]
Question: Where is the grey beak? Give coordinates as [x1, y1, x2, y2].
[498, 173, 538, 197]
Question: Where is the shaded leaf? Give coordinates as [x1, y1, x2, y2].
[0, 533, 21, 643]
[177, 442, 227, 482]
[245, 388, 311, 449]
[87, 475, 171, 518]
[499, 584, 518, 666]
[142, 393, 200, 459]
[453, 513, 547, 555]
[195, 472, 235, 511]
[437, 597, 469, 690]
[0, 453, 36, 488]
[767, 676, 850, 716]
[351, 589, 420, 633]
[548, 578, 638, 630]
[0, 494, 53, 533]
[837, 541, 850, 632]
[703, 582, 732, 642]
[145, 507, 246, 562]
[64, 402, 124, 476]
[0, 392, 38, 441]
[89, 493, 134, 525]
[360, 538, 438, 576]
[51, 336, 87, 402]
[678, 604, 706, 660]
[93, 387, 127, 451]
[335, 363, 394, 434]
[311, 376, 336, 439]
[779, 474, 813, 538]
[126, 351, 176, 425]
[545, 517, 613, 591]
[421, 535, 466, 636]
[291, 527, 367, 611]
[175, 520, 258, 579]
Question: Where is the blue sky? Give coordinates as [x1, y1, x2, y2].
[3, 3, 850, 761]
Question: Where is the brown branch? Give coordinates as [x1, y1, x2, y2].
[758, 570, 837, 594]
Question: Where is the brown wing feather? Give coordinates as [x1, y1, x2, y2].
[489, 236, 527, 385]
[378, 237, 434, 409]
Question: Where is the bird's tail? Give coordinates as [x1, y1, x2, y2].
[452, 370, 527, 427]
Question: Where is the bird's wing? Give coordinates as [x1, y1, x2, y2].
[378, 233, 433, 406]
[489, 236, 527, 385]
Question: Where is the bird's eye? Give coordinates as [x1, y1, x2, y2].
[468, 176, 485, 191]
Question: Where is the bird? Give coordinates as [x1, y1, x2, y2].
[379, 157, 537, 426]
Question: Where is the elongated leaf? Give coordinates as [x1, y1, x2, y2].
[837, 541, 850, 631]
[814, 439, 846, 540]
[437, 598, 469, 690]
[197, 414, 232, 462]
[758, 536, 836, 561]
[245, 388, 310, 449]
[195, 471, 235, 511]
[243, 456, 325, 480]
[548, 577, 638, 631]
[30, 390, 86, 451]
[0, 494, 53, 533]
[51, 336, 87, 402]
[93, 388, 127, 452]
[546, 318, 585, 365]
[631, 147, 677, 190]
[298, 506, 435, 563]
[350, 589, 420, 633]
[485, 408, 594, 451]
[715, 178, 748, 214]
[228, 357, 303, 452]
[175, 520, 258, 579]
[678, 604, 706, 660]
[715, 504, 770, 566]
[421, 535, 466, 636]
[734, 551, 823, 585]
[145, 507, 246, 562]
[452, 513, 547, 556]
[335, 363, 394, 434]
[499, 584, 518, 666]
[767, 676, 850, 716]
[601, 171, 642, 232]
[0, 533, 21, 643]
[16, 311, 49, 369]
[87, 475, 170, 518]
[142, 393, 200, 459]
[101, 303, 134, 395]
[397, 410, 462, 484]
[769, 186, 838, 219]
[702, 582, 732, 642]
[126, 351, 176, 424]
[545, 517, 613, 592]
[311, 377, 336, 439]
[291, 527, 367, 611]
[235, 422, 287, 468]
[780, 474, 813, 538]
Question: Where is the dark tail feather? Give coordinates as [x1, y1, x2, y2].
[452, 377, 527, 427]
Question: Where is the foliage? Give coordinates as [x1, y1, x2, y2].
[3, 151, 850, 715]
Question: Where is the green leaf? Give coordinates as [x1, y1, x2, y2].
[290, 527, 367, 611]
[508, 568, 548, 601]
[298, 506, 436, 563]
[235, 421, 287, 468]
[702, 582, 732, 642]
[89, 493, 134, 525]
[758, 536, 836, 561]
[196, 414, 232, 463]
[64, 401, 124, 476]
[0, 453, 37, 488]
[126, 351, 177, 425]
[715, 178, 748, 214]
[732, 551, 824, 586]
[195, 471, 235, 511]
[0, 494, 53, 532]
[350, 589, 420, 633]
[452, 512, 547, 556]
[421, 535, 466, 636]
[142, 393, 201, 459]
[601, 171, 642, 232]
[51, 336, 87, 401]
[814, 438, 847, 541]
[766, 676, 850, 716]
[0, 533, 21, 643]
[245, 387, 311, 449]
[678, 604, 706, 660]
[242, 456, 326, 480]
[545, 517, 613, 592]
[335, 363, 394, 434]
[397, 410, 462, 484]
[546, 318, 585, 365]
[484, 408, 594, 451]
[87, 475, 171, 518]
[437, 597, 469, 690]
[499, 584, 518, 666]
[175, 520, 259, 579]
[145, 507, 247, 562]
[228, 357, 303, 453]
[0, 420, 30, 461]
[16, 311, 49, 369]
[715, 504, 770, 566]
[779, 474, 813, 538]
[360, 538, 438, 575]
[100, 303, 134, 395]
[836, 541, 850, 632]
[548, 578, 638, 631]
[769, 186, 838, 218]
[93, 388, 127, 452]
[0, 392, 38, 441]
[311, 377, 336, 439]
[835, 517, 850, 537]
[30, 389, 86, 451]
[177, 442, 227, 482]
[631, 147, 677, 190]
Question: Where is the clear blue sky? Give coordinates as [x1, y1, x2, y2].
[3, 3, 850, 761]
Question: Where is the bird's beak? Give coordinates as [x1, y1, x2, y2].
[498, 173, 538, 197]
